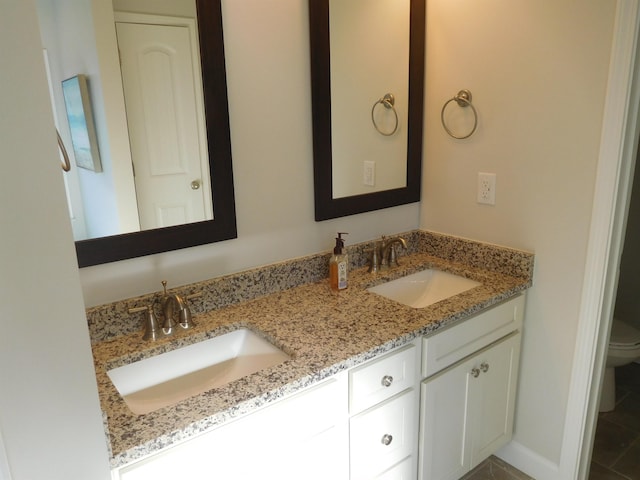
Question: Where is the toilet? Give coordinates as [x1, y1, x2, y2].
[600, 319, 640, 412]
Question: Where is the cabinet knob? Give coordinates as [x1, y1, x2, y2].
[381, 434, 393, 446]
[480, 362, 489, 373]
[381, 375, 394, 387]
[191, 179, 201, 190]
[471, 367, 480, 378]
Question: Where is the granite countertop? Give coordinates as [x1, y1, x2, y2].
[92, 250, 532, 468]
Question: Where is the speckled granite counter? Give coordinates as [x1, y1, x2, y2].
[89, 231, 533, 468]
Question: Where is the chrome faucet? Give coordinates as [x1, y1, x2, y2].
[369, 236, 407, 272]
[161, 281, 196, 335]
[381, 236, 407, 268]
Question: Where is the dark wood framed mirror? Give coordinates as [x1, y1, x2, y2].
[308, 0, 425, 221]
[75, 0, 236, 267]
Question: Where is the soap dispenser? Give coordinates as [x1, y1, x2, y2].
[330, 232, 349, 291]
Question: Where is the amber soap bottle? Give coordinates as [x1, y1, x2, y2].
[329, 232, 348, 291]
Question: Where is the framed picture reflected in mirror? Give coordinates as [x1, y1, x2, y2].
[62, 74, 102, 172]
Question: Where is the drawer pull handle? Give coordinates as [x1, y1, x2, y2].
[471, 367, 480, 378]
[480, 362, 489, 373]
[381, 434, 393, 446]
[381, 375, 394, 387]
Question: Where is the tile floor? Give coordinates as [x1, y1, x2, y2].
[461, 456, 533, 480]
[589, 362, 640, 479]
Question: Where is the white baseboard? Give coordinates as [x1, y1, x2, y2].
[497, 440, 561, 480]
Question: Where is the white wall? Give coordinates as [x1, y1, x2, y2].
[421, 0, 616, 470]
[79, 0, 420, 307]
[0, 0, 110, 478]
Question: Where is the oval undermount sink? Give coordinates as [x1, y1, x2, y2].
[367, 269, 481, 308]
[107, 328, 290, 415]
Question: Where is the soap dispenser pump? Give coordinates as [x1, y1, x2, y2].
[330, 232, 349, 291]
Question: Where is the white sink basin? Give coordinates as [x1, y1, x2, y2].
[107, 328, 290, 415]
[367, 269, 481, 308]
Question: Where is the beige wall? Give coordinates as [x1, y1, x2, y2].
[421, 0, 616, 466]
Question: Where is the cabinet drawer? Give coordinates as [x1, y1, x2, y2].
[350, 389, 417, 480]
[422, 294, 524, 378]
[350, 343, 417, 414]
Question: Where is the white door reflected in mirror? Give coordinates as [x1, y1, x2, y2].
[116, 15, 213, 230]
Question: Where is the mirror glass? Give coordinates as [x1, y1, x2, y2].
[309, 0, 424, 220]
[36, 0, 236, 267]
[330, 0, 409, 198]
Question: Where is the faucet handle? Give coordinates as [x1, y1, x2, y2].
[388, 244, 400, 267]
[129, 305, 163, 341]
[366, 242, 381, 273]
[178, 292, 202, 330]
[178, 304, 195, 330]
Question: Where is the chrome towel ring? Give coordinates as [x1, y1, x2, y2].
[441, 89, 478, 139]
[371, 93, 399, 136]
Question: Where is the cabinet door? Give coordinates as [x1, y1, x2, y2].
[115, 376, 349, 480]
[375, 456, 415, 480]
[418, 332, 521, 480]
[418, 356, 474, 480]
[470, 333, 520, 467]
[265, 419, 350, 480]
[116, 425, 349, 480]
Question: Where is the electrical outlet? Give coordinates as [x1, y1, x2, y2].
[477, 172, 496, 205]
[363, 161, 375, 186]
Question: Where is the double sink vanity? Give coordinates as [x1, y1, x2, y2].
[88, 230, 533, 480]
